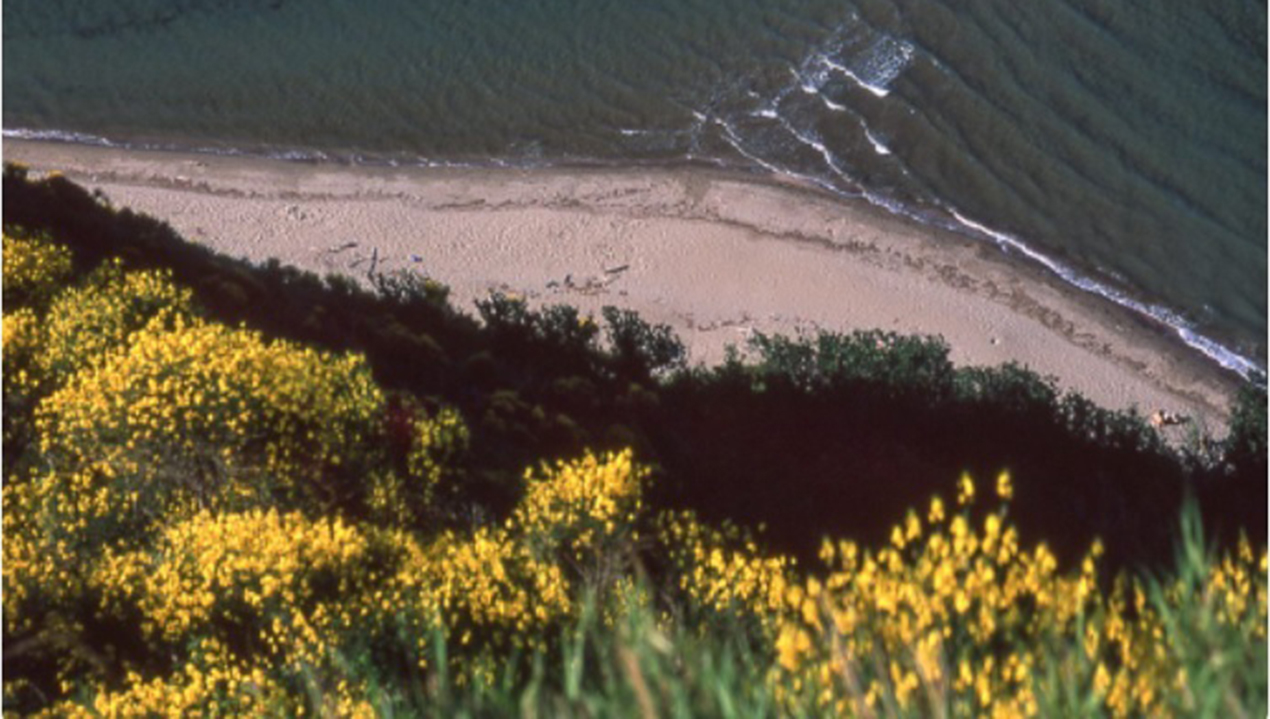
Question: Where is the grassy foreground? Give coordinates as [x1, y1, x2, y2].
[2, 178, 1267, 716]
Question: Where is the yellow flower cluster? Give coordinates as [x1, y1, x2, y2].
[30, 316, 384, 553]
[39, 314, 380, 467]
[396, 528, 571, 649]
[1086, 534, 1267, 717]
[2, 231, 73, 305]
[76, 510, 392, 715]
[2, 480, 82, 633]
[4, 255, 196, 450]
[379, 449, 647, 667]
[407, 406, 470, 489]
[368, 449, 646, 683]
[5, 254, 392, 662]
[370, 406, 471, 528]
[96, 509, 374, 645]
[1204, 535, 1267, 632]
[512, 448, 647, 557]
[39, 639, 283, 719]
[770, 477, 1063, 715]
[35, 260, 195, 386]
[658, 510, 794, 629]
[35, 451, 632, 710]
[1, 307, 44, 401]
[5, 244, 601, 709]
[764, 473, 1268, 718]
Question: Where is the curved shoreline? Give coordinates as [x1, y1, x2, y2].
[3, 138, 1244, 432]
[5, 127, 1264, 386]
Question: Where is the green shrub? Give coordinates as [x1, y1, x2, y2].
[602, 306, 685, 380]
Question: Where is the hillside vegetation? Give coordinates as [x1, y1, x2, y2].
[2, 165, 1266, 716]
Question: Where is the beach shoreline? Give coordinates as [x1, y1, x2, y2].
[2, 138, 1244, 432]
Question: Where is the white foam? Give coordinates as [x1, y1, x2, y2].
[786, 124, 845, 177]
[4, 125, 345, 163]
[794, 62, 826, 94]
[714, 118, 785, 176]
[765, 111, 856, 183]
[949, 208, 1265, 382]
[865, 129, 891, 155]
[787, 61, 847, 113]
[275, 149, 330, 162]
[4, 127, 119, 146]
[825, 59, 891, 97]
[819, 95, 847, 112]
[818, 20, 915, 99]
[715, 118, 840, 193]
[862, 190, 912, 216]
[709, 21, 1261, 383]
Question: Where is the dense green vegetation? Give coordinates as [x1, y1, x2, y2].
[2, 164, 1265, 716]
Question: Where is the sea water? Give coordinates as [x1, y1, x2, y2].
[4, 0, 1265, 377]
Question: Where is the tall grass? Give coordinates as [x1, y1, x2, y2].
[334, 504, 1264, 718]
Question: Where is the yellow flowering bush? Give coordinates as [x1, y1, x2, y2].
[512, 448, 647, 563]
[95, 509, 379, 647]
[1083, 529, 1267, 717]
[2, 481, 81, 635]
[38, 638, 286, 719]
[37, 315, 381, 472]
[2, 307, 45, 422]
[366, 449, 648, 684]
[2, 257, 195, 415]
[396, 527, 571, 652]
[35, 260, 196, 387]
[407, 406, 470, 489]
[2, 231, 73, 308]
[76, 510, 404, 715]
[769, 474, 1063, 715]
[658, 510, 794, 631]
[30, 316, 385, 559]
[369, 405, 470, 529]
[767, 473, 1268, 718]
[1203, 536, 1266, 632]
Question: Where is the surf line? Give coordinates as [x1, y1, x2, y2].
[948, 207, 1264, 383]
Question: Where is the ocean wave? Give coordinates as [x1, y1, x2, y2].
[823, 58, 890, 98]
[5, 126, 313, 161]
[791, 17, 914, 104]
[701, 103, 1262, 383]
[865, 129, 891, 155]
[4, 127, 122, 147]
[721, 109, 1261, 383]
[3, 126, 480, 169]
[819, 20, 914, 99]
[947, 209, 1265, 383]
[691, 13, 1265, 385]
[772, 117, 854, 182]
[790, 69, 848, 112]
[712, 116, 843, 194]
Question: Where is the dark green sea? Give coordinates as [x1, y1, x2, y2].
[4, 0, 1266, 377]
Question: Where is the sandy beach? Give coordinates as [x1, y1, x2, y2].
[3, 139, 1243, 432]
